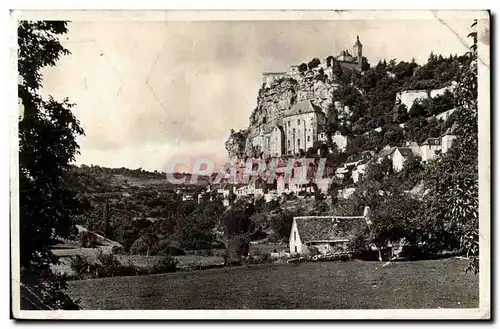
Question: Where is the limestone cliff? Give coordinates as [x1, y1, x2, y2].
[225, 70, 343, 158]
[225, 129, 248, 159]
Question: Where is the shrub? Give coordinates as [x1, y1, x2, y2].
[247, 254, 272, 264]
[151, 240, 186, 256]
[111, 245, 124, 255]
[251, 248, 262, 257]
[70, 255, 95, 277]
[308, 246, 320, 256]
[78, 231, 99, 248]
[96, 251, 121, 268]
[153, 256, 178, 274]
[95, 251, 125, 277]
[196, 249, 214, 257]
[130, 238, 149, 255]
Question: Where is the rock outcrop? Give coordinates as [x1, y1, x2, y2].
[225, 70, 345, 159]
[225, 129, 248, 159]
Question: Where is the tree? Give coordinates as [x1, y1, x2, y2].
[298, 63, 308, 72]
[361, 57, 371, 71]
[396, 154, 423, 191]
[222, 198, 254, 236]
[421, 20, 479, 273]
[18, 21, 84, 309]
[335, 165, 421, 258]
[382, 125, 405, 147]
[269, 208, 296, 241]
[307, 57, 321, 70]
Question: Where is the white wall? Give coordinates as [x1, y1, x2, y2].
[338, 187, 355, 199]
[284, 112, 320, 154]
[441, 135, 457, 154]
[352, 163, 367, 183]
[332, 133, 348, 152]
[269, 126, 284, 157]
[397, 90, 429, 110]
[392, 149, 405, 172]
[289, 219, 305, 256]
[435, 108, 456, 122]
[421, 144, 442, 162]
[316, 178, 330, 194]
[430, 84, 456, 98]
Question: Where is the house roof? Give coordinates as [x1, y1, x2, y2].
[378, 146, 397, 158]
[284, 100, 324, 118]
[354, 35, 363, 47]
[441, 123, 458, 137]
[294, 216, 367, 243]
[263, 72, 287, 76]
[422, 138, 441, 146]
[396, 147, 414, 157]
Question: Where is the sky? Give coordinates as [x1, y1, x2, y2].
[40, 15, 480, 172]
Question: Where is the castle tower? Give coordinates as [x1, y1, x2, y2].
[353, 35, 363, 71]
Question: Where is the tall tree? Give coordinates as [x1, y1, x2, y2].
[18, 21, 84, 309]
[422, 20, 479, 273]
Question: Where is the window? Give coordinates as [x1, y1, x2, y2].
[295, 246, 298, 253]
[297, 119, 301, 125]
[288, 140, 291, 148]
[292, 128, 296, 135]
[307, 136, 310, 142]
[294, 232, 296, 241]
[297, 139, 301, 147]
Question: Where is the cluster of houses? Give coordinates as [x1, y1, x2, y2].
[211, 125, 458, 206]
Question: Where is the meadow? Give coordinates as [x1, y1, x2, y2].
[67, 258, 478, 310]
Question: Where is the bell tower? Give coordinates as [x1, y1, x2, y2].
[353, 35, 363, 71]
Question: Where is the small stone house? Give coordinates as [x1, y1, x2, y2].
[289, 216, 367, 256]
[420, 138, 442, 162]
[391, 147, 417, 172]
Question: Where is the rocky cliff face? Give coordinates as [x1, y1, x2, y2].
[225, 129, 248, 159]
[225, 70, 343, 159]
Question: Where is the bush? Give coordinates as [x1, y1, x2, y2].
[111, 245, 125, 255]
[95, 251, 128, 277]
[96, 251, 121, 268]
[130, 238, 149, 255]
[70, 255, 95, 277]
[78, 231, 100, 248]
[153, 256, 178, 274]
[195, 249, 214, 257]
[308, 246, 320, 256]
[151, 240, 186, 256]
[71, 251, 140, 279]
[247, 254, 272, 264]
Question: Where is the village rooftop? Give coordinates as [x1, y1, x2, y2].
[165, 157, 328, 185]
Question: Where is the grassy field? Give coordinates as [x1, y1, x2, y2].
[67, 258, 478, 310]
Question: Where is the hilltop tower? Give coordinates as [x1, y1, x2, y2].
[353, 35, 363, 71]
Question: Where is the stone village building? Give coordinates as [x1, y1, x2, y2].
[255, 36, 365, 158]
[262, 36, 364, 88]
[375, 127, 458, 173]
[395, 82, 457, 111]
[251, 100, 327, 157]
[289, 215, 367, 256]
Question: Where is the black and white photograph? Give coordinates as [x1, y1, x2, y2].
[10, 10, 490, 319]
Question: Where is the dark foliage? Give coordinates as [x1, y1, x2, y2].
[18, 20, 84, 310]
